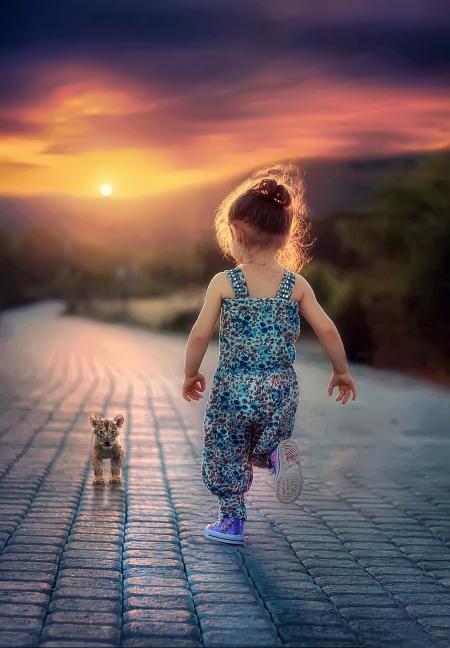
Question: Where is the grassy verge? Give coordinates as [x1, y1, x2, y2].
[69, 289, 204, 332]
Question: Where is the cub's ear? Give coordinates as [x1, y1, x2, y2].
[114, 414, 124, 428]
[90, 413, 101, 427]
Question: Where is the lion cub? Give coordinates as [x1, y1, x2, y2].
[90, 413, 124, 485]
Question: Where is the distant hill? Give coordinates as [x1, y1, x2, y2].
[0, 151, 446, 254]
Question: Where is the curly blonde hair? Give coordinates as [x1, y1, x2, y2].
[214, 164, 311, 271]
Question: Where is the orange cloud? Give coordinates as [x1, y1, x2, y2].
[0, 66, 449, 198]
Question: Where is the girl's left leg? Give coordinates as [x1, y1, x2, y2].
[251, 390, 298, 468]
[251, 373, 302, 503]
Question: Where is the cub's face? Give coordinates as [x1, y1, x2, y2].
[90, 413, 124, 448]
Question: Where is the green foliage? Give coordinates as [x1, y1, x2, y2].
[139, 247, 203, 295]
[299, 154, 450, 375]
[0, 224, 64, 307]
[0, 227, 25, 308]
[336, 154, 450, 372]
[303, 261, 341, 312]
[302, 261, 375, 363]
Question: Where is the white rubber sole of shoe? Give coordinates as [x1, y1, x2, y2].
[203, 528, 244, 545]
[275, 439, 303, 504]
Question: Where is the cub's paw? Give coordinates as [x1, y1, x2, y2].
[93, 477, 106, 486]
[110, 476, 122, 485]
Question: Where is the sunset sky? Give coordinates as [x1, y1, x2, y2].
[1, 0, 449, 198]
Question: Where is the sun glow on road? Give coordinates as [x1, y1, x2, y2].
[99, 183, 113, 197]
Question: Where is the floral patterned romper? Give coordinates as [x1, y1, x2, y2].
[202, 266, 301, 520]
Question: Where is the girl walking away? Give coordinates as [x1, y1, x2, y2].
[182, 166, 357, 545]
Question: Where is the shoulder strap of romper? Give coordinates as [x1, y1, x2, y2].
[225, 267, 249, 298]
[276, 270, 296, 300]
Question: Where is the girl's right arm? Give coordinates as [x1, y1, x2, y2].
[295, 276, 357, 405]
[182, 273, 225, 402]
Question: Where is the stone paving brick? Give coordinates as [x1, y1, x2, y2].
[123, 621, 201, 638]
[0, 603, 47, 618]
[196, 602, 272, 618]
[193, 592, 259, 605]
[327, 593, 404, 607]
[48, 610, 121, 626]
[0, 590, 50, 606]
[0, 617, 43, 633]
[123, 640, 201, 648]
[124, 609, 196, 624]
[125, 595, 195, 610]
[0, 579, 53, 592]
[58, 568, 121, 579]
[49, 598, 123, 613]
[41, 623, 121, 643]
[278, 624, 358, 643]
[41, 644, 118, 648]
[0, 631, 41, 647]
[202, 629, 281, 647]
[56, 577, 122, 590]
[338, 607, 411, 621]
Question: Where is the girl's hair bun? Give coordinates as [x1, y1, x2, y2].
[214, 163, 311, 271]
[257, 178, 292, 208]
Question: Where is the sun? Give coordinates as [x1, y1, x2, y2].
[99, 183, 113, 197]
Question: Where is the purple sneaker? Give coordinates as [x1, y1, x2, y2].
[269, 439, 303, 504]
[204, 517, 245, 545]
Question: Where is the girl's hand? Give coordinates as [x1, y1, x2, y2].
[328, 371, 357, 404]
[182, 373, 206, 402]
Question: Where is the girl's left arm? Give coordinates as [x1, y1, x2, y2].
[182, 273, 224, 402]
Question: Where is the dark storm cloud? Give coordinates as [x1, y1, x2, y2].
[1, 0, 449, 99]
[0, 1, 262, 51]
[284, 22, 450, 74]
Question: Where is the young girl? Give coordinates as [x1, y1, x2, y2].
[183, 166, 357, 545]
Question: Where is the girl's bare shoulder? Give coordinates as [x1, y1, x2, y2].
[291, 272, 312, 303]
[209, 271, 235, 299]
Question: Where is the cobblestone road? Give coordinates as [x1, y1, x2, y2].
[0, 302, 449, 648]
